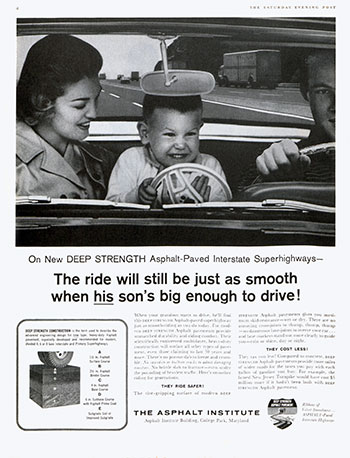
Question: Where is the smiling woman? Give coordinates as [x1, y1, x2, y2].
[16, 34, 116, 199]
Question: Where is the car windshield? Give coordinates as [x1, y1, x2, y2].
[17, 33, 317, 128]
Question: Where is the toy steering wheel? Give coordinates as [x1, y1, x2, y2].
[151, 163, 232, 204]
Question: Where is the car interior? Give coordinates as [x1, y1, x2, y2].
[16, 18, 335, 246]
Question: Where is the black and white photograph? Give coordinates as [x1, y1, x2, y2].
[15, 17, 335, 246]
[4, 3, 349, 458]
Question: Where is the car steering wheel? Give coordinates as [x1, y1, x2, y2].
[151, 163, 232, 204]
[252, 142, 335, 186]
[299, 142, 335, 158]
[236, 142, 335, 206]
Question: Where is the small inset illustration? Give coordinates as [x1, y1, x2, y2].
[268, 398, 297, 429]
[30, 351, 80, 408]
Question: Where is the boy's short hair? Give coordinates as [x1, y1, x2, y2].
[142, 95, 203, 122]
[299, 49, 335, 100]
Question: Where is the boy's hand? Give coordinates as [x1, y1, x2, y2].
[190, 175, 211, 202]
[256, 139, 311, 181]
[138, 178, 157, 205]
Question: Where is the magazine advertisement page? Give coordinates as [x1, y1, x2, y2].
[2, 0, 348, 457]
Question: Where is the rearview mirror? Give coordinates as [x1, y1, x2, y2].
[140, 70, 215, 96]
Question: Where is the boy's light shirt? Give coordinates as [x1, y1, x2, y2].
[144, 144, 166, 171]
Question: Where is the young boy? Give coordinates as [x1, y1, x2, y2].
[106, 95, 229, 204]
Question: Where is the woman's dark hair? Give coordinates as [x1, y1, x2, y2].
[17, 34, 103, 124]
[142, 95, 203, 122]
